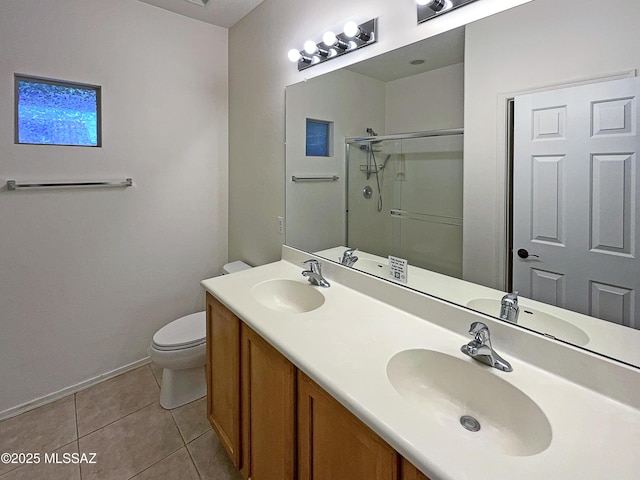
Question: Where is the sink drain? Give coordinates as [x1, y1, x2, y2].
[460, 415, 481, 432]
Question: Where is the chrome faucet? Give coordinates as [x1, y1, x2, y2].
[302, 259, 330, 287]
[461, 322, 513, 372]
[500, 291, 519, 323]
[339, 248, 359, 267]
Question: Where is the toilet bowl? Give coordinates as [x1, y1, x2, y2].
[148, 311, 207, 409]
[149, 261, 252, 409]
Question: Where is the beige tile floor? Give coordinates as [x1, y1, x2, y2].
[0, 365, 243, 480]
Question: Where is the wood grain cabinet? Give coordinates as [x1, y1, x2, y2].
[298, 371, 399, 480]
[206, 293, 242, 469]
[401, 458, 431, 480]
[240, 323, 296, 480]
[206, 294, 431, 480]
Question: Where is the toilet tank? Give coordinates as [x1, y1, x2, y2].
[222, 261, 252, 275]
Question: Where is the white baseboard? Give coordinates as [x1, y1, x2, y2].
[0, 357, 152, 421]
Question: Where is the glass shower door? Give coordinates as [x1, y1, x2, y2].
[346, 132, 463, 279]
[390, 134, 463, 278]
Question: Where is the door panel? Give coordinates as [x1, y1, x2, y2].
[297, 371, 398, 480]
[206, 294, 242, 468]
[241, 324, 296, 480]
[513, 77, 640, 329]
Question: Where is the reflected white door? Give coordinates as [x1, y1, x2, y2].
[513, 77, 640, 329]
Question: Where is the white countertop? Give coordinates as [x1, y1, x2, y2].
[201, 249, 640, 480]
[316, 246, 640, 368]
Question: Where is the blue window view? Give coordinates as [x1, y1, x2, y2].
[306, 119, 331, 157]
[16, 76, 101, 146]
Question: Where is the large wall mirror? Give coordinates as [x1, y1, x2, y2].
[285, 0, 640, 368]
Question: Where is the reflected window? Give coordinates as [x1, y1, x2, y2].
[15, 75, 101, 147]
[306, 118, 333, 157]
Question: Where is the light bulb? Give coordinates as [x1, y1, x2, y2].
[304, 40, 317, 55]
[417, 0, 450, 11]
[343, 21, 359, 38]
[288, 49, 301, 62]
[322, 31, 337, 47]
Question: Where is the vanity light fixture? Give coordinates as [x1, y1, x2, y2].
[287, 49, 314, 65]
[416, 0, 478, 24]
[288, 18, 377, 71]
[343, 21, 372, 42]
[322, 31, 349, 51]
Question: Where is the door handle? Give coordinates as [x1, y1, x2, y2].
[517, 248, 540, 259]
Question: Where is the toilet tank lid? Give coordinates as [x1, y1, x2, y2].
[153, 311, 206, 348]
[223, 260, 252, 274]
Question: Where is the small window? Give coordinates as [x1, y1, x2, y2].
[15, 75, 101, 147]
[306, 119, 333, 157]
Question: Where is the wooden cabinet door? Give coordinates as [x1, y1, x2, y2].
[241, 324, 296, 480]
[298, 371, 398, 480]
[206, 293, 241, 468]
[401, 457, 431, 480]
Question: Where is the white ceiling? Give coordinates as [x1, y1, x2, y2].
[346, 27, 465, 83]
[137, 0, 264, 28]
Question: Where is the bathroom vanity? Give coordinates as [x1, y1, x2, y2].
[205, 293, 423, 479]
[201, 246, 640, 480]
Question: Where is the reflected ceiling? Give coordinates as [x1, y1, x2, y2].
[346, 27, 465, 82]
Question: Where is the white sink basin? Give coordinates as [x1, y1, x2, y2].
[251, 279, 325, 313]
[466, 298, 589, 346]
[387, 349, 552, 457]
[354, 258, 388, 275]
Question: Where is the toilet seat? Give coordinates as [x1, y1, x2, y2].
[152, 311, 206, 351]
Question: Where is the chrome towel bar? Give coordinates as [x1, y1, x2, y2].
[6, 178, 133, 191]
[291, 175, 339, 182]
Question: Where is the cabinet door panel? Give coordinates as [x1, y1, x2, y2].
[241, 324, 296, 480]
[206, 293, 241, 468]
[401, 457, 431, 480]
[298, 372, 398, 480]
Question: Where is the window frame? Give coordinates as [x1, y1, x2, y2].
[14, 74, 102, 147]
[305, 118, 334, 158]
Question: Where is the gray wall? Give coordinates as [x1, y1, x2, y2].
[228, 0, 530, 267]
[0, 0, 228, 414]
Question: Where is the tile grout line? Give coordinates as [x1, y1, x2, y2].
[74, 394, 83, 480]
[151, 365, 162, 389]
[124, 444, 185, 480]
[77, 400, 158, 439]
[184, 433, 205, 480]
[125, 396, 206, 480]
[167, 401, 204, 479]
[74, 393, 80, 441]
[170, 409, 188, 445]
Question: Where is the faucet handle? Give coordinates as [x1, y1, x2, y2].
[468, 322, 491, 344]
[502, 291, 519, 304]
[340, 248, 359, 266]
[468, 321, 488, 335]
[303, 259, 321, 273]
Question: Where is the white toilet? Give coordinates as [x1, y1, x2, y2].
[148, 261, 252, 409]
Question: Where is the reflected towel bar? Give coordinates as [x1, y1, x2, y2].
[390, 208, 463, 227]
[291, 175, 339, 182]
[6, 178, 133, 191]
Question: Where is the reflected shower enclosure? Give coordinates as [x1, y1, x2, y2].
[346, 131, 464, 278]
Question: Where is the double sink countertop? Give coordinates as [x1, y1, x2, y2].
[201, 246, 640, 480]
[316, 246, 640, 367]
